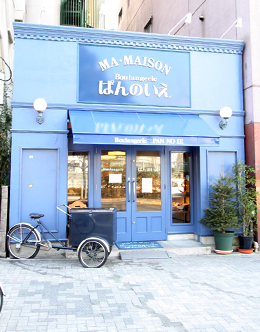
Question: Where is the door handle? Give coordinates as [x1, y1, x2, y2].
[132, 179, 136, 202]
[128, 180, 131, 202]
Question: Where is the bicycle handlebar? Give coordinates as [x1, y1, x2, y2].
[57, 204, 71, 218]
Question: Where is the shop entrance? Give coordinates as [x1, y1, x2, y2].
[99, 147, 166, 242]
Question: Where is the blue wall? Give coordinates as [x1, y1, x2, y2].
[10, 108, 68, 239]
[10, 23, 244, 238]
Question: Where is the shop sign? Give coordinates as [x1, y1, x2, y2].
[73, 134, 219, 146]
[78, 44, 190, 108]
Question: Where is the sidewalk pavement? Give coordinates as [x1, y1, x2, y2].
[0, 241, 260, 332]
[37, 239, 213, 259]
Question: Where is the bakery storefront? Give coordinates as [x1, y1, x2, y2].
[10, 23, 244, 243]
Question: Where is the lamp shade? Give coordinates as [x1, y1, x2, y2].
[33, 98, 47, 112]
[220, 106, 232, 119]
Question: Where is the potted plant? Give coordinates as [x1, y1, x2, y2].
[232, 161, 259, 253]
[199, 171, 241, 254]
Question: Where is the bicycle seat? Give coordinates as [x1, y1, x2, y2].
[29, 213, 44, 219]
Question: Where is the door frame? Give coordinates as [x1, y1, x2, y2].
[165, 146, 196, 235]
[93, 145, 167, 242]
[131, 146, 166, 241]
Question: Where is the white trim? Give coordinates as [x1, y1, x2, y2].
[13, 23, 244, 55]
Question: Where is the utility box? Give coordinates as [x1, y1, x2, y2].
[69, 207, 117, 247]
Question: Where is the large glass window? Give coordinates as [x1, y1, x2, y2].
[68, 152, 88, 205]
[171, 152, 190, 223]
[101, 150, 126, 211]
[136, 151, 161, 211]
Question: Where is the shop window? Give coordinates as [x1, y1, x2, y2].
[171, 152, 190, 223]
[101, 150, 126, 211]
[68, 152, 88, 206]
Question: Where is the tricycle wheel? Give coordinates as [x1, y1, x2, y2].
[78, 239, 108, 268]
[108, 245, 113, 255]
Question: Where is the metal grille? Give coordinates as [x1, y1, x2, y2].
[60, 0, 101, 28]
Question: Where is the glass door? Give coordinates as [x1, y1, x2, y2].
[135, 151, 161, 212]
[132, 149, 165, 241]
[98, 147, 166, 242]
[101, 150, 126, 212]
[99, 148, 131, 241]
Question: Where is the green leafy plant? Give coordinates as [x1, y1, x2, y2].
[199, 172, 240, 233]
[232, 161, 259, 237]
[0, 78, 12, 187]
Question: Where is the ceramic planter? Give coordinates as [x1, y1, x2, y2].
[238, 235, 254, 253]
[239, 235, 253, 249]
[213, 231, 234, 254]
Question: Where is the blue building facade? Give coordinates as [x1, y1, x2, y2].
[10, 23, 244, 243]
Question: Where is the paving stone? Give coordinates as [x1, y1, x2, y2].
[1, 253, 260, 331]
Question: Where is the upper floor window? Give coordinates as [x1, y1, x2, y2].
[60, 0, 101, 28]
[61, 0, 85, 27]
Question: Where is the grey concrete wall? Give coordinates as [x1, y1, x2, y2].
[0, 186, 8, 258]
[24, 0, 61, 25]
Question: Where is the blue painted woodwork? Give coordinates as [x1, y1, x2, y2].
[78, 44, 190, 107]
[9, 111, 68, 241]
[21, 149, 59, 233]
[197, 139, 244, 237]
[92, 146, 166, 242]
[191, 52, 244, 111]
[131, 146, 166, 241]
[12, 23, 244, 114]
[9, 23, 245, 240]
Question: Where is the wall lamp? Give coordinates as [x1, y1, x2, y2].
[219, 106, 232, 130]
[168, 13, 192, 35]
[220, 18, 242, 39]
[33, 98, 47, 124]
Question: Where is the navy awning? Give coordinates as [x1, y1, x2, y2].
[69, 110, 219, 146]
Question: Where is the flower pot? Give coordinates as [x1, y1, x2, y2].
[237, 248, 254, 254]
[238, 235, 253, 250]
[213, 231, 234, 253]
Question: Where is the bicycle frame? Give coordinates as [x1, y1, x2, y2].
[7, 223, 41, 246]
[7, 205, 113, 267]
[32, 220, 74, 251]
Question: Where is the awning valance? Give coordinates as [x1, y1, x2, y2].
[69, 110, 219, 146]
